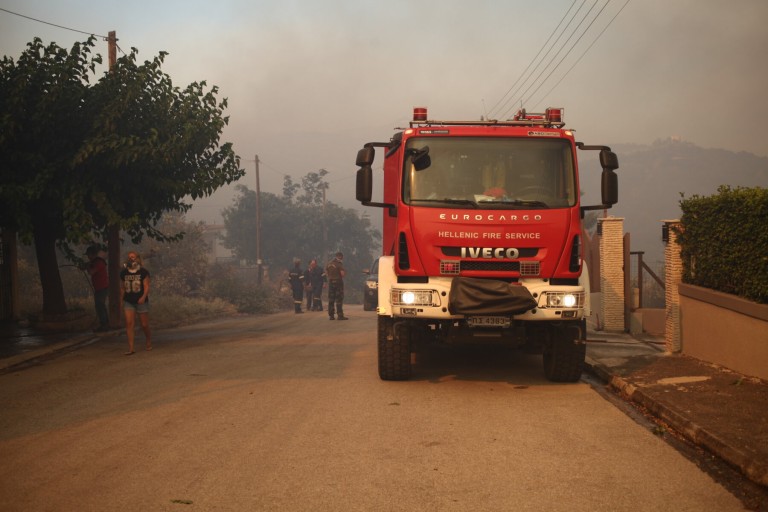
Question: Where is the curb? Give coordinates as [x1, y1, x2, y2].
[0, 334, 100, 374]
[585, 357, 768, 488]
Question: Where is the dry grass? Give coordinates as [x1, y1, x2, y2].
[63, 294, 239, 330]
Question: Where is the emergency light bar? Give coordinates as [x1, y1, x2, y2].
[514, 108, 564, 124]
[546, 108, 563, 123]
[410, 107, 565, 128]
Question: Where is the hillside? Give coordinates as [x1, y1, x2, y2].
[579, 138, 768, 266]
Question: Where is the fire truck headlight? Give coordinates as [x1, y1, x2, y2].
[391, 289, 437, 307]
[545, 292, 580, 308]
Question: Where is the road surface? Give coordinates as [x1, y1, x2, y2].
[0, 308, 745, 511]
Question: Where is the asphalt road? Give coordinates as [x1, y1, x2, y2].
[0, 308, 746, 511]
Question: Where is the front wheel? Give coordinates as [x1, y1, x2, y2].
[378, 317, 412, 380]
[542, 325, 585, 382]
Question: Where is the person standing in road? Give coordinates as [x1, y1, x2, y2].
[120, 251, 151, 355]
[303, 260, 314, 312]
[326, 252, 347, 320]
[288, 258, 305, 314]
[85, 245, 110, 332]
[304, 259, 325, 311]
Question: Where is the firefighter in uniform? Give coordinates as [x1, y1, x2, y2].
[304, 259, 325, 311]
[325, 252, 347, 320]
[288, 258, 305, 314]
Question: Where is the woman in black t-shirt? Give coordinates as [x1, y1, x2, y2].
[120, 251, 151, 355]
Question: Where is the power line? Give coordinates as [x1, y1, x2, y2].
[530, 0, 631, 109]
[489, 0, 587, 119]
[486, 0, 579, 119]
[0, 7, 108, 38]
[490, 0, 628, 118]
[509, 0, 611, 115]
[501, 0, 602, 119]
[256, 159, 291, 177]
[0, 7, 126, 54]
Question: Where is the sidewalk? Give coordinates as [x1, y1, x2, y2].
[1, 320, 766, 488]
[586, 328, 768, 488]
[0, 322, 103, 372]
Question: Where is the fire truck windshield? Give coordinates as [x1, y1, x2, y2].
[403, 137, 576, 209]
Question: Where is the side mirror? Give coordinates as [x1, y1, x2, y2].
[408, 146, 431, 171]
[356, 166, 373, 203]
[601, 169, 618, 206]
[578, 144, 620, 213]
[354, 142, 396, 214]
[600, 149, 618, 172]
[414, 154, 431, 171]
[356, 146, 375, 167]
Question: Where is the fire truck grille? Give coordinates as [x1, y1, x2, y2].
[462, 261, 517, 272]
[442, 260, 540, 276]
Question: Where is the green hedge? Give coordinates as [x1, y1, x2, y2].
[677, 186, 768, 304]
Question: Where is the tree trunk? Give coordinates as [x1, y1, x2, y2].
[32, 222, 67, 316]
[108, 225, 121, 328]
[0, 229, 20, 321]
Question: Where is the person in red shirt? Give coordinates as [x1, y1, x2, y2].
[85, 245, 110, 332]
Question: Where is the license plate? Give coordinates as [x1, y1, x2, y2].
[467, 316, 510, 328]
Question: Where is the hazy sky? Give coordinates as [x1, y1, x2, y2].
[2, 0, 767, 222]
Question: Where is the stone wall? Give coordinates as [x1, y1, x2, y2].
[679, 283, 768, 381]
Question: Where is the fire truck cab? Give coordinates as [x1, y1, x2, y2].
[355, 107, 619, 382]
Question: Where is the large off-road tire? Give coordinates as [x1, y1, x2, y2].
[363, 298, 375, 311]
[378, 317, 412, 380]
[542, 325, 586, 383]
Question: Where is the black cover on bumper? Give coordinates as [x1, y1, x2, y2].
[448, 277, 537, 315]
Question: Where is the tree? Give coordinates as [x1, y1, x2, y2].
[283, 168, 329, 205]
[79, 45, 243, 323]
[223, 186, 291, 266]
[0, 37, 243, 316]
[77, 46, 242, 242]
[0, 38, 101, 315]
[222, 173, 381, 285]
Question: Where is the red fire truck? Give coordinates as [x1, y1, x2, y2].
[355, 107, 619, 382]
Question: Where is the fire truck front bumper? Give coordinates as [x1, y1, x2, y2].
[379, 277, 588, 322]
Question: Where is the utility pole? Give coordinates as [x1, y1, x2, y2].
[322, 181, 327, 264]
[107, 31, 121, 328]
[255, 155, 262, 285]
[108, 30, 116, 69]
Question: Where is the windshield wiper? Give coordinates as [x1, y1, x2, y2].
[412, 198, 478, 208]
[477, 199, 549, 208]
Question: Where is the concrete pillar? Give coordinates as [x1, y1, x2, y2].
[598, 217, 625, 332]
[663, 220, 683, 352]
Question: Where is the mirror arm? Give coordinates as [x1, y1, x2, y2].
[576, 143, 611, 151]
[362, 201, 397, 217]
[581, 204, 612, 213]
